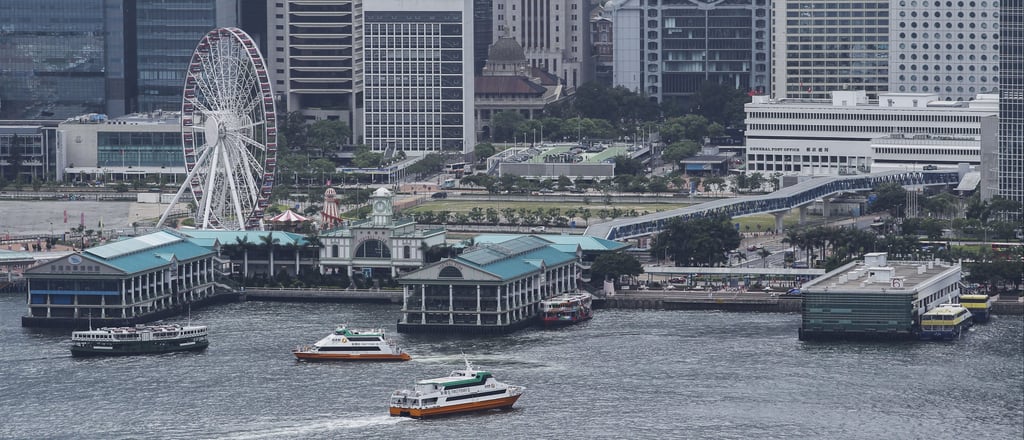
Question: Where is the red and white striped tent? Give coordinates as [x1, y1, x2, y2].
[269, 209, 308, 223]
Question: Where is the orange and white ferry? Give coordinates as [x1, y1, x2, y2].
[388, 358, 524, 418]
[292, 325, 411, 361]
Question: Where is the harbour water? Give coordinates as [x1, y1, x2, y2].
[1, 294, 1021, 439]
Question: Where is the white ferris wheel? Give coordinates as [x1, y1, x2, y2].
[158, 27, 277, 230]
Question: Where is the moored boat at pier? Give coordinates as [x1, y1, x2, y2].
[957, 294, 994, 323]
[70, 323, 208, 356]
[292, 325, 411, 361]
[539, 292, 593, 327]
[389, 358, 524, 418]
[919, 304, 973, 340]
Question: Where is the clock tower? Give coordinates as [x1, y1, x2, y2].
[369, 187, 394, 226]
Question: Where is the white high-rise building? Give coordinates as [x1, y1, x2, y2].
[363, 0, 476, 155]
[771, 0, 889, 100]
[491, 0, 592, 90]
[889, 0, 1000, 101]
[266, 0, 363, 141]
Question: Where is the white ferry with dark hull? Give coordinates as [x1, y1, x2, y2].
[293, 325, 411, 361]
[70, 324, 208, 357]
[540, 292, 593, 327]
[389, 358, 524, 418]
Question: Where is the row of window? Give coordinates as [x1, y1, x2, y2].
[746, 123, 979, 136]
[746, 112, 983, 123]
[748, 154, 869, 164]
[873, 147, 978, 156]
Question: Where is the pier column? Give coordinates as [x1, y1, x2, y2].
[476, 285, 482, 325]
[420, 284, 426, 324]
[822, 198, 830, 219]
[799, 206, 808, 225]
[773, 212, 785, 235]
[448, 284, 454, 325]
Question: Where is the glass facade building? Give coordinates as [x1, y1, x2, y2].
[999, 0, 1023, 214]
[0, 0, 117, 120]
[96, 131, 182, 167]
[771, 0, 890, 99]
[135, 0, 236, 113]
[611, 0, 769, 104]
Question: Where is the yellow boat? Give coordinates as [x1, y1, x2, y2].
[919, 304, 973, 341]
[957, 294, 994, 323]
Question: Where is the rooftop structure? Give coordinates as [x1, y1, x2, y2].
[56, 111, 185, 183]
[487, 142, 641, 180]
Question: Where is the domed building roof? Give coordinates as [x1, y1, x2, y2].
[373, 187, 392, 197]
[487, 37, 526, 63]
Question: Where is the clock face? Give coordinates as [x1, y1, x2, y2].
[374, 200, 387, 213]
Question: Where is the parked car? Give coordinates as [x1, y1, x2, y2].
[668, 277, 686, 284]
[529, 226, 546, 233]
[923, 164, 938, 170]
[786, 288, 802, 295]
[431, 192, 448, 199]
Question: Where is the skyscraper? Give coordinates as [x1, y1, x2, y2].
[134, 0, 237, 113]
[362, 0, 475, 155]
[0, 0, 126, 120]
[771, 0, 889, 99]
[611, 0, 769, 104]
[491, 0, 593, 90]
[889, 0, 999, 101]
[267, 0, 362, 139]
[998, 0, 1023, 214]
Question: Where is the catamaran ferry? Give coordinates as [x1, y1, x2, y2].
[389, 358, 524, 418]
[70, 324, 208, 357]
[540, 292, 593, 327]
[919, 304, 973, 341]
[957, 294, 994, 323]
[292, 325, 411, 361]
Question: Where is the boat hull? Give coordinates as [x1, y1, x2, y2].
[293, 351, 411, 361]
[70, 339, 209, 357]
[542, 313, 593, 327]
[389, 394, 520, 418]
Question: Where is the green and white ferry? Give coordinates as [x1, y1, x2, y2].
[70, 324, 209, 357]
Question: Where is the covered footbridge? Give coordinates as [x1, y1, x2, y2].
[585, 170, 961, 241]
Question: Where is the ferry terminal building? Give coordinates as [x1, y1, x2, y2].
[396, 235, 581, 334]
[22, 230, 221, 328]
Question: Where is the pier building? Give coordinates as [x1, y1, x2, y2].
[799, 252, 962, 341]
[21, 230, 221, 328]
[396, 235, 579, 334]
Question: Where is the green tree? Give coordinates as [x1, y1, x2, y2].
[352, 146, 384, 168]
[491, 110, 526, 142]
[869, 182, 907, 216]
[307, 119, 351, 152]
[687, 81, 750, 127]
[660, 114, 710, 144]
[474, 142, 496, 161]
[650, 214, 742, 267]
[589, 252, 644, 286]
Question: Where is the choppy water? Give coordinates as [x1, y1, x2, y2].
[1, 294, 1021, 440]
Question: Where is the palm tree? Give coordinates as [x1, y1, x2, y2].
[259, 232, 280, 277]
[234, 236, 254, 278]
[757, 247, 772, 268]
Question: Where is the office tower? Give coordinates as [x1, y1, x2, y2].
[492, 0, 593, 90]
[889, 0, 999, 101]
[0, 0, 126, 120]
[363, 0, 476, 155]
[998, 0, 1023, 212]
[591, 2, 614, 86]
[134, 0, 237, 113]
[771, 0, 889, 99]
[267, 0, 362, 141]
[474, 0, 493, 74]
[610, 0, 769, 104]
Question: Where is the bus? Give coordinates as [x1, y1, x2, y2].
[445, 162, 473, 177]
[440, 178, 456, 189]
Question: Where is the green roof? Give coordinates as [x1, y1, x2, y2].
[179, 229, 308, 246]
[457, 237, 577, 280]
[469, 233, 629, 252]
[79, 230, 215, 274]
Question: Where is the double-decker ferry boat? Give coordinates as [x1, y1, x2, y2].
[70, 323, 208, 357]
[292, 325, 411, 361]
[919, 304, 973, 341]
[539, 292, 593, 327]
[389, 358, 524, 418]
[957, 294, 994, 323]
